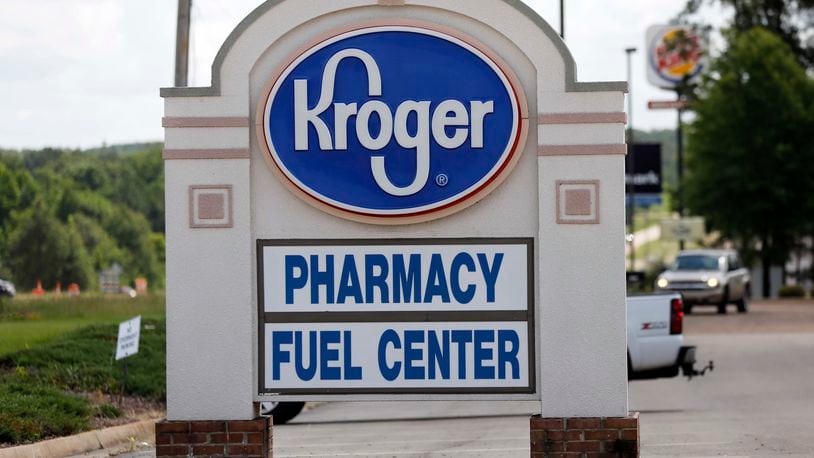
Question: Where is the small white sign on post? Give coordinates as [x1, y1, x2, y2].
[661, 217, 706, 242]
[116, 316, 141, 360]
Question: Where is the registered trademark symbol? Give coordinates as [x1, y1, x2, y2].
[435, 174, 449, 187]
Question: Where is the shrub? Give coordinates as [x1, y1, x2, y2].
[778, 285, 806, 298]
[95, 403, 122, 419]
[0, 319, 166, 444]
[0, 320, 166, 400]
[0, 378, 90, 443]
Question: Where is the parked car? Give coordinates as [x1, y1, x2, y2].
[655, 249, 750, 314]
[263, 292, 712, 423]
[0, 278, 16, 298]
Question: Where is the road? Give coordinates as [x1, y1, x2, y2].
[108, 301, 814, 457]
[625, 224, 661, 271]
[629, 301, 814, 456]
[273, 302, 814, 457]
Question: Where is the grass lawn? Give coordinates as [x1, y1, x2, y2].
[0, 293, 164, 356]
[631, 204, 670, 233]
[0, 320, 166, 444]
[0, 294, 166, 445]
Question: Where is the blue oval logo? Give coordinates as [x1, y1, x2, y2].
[260, 25, 524, 221]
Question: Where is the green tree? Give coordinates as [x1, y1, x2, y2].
[107, 147, 165, 232]
[0, 159, 39, 279]
[0, 145, 166, 290]
[70, 214, 126, 275]
[683, 0, 814, 68]
[7, 201, 95, 290]
[0, 162, 21, 229]
[101, 206, 162, 287]
[685, 28, 814, 296]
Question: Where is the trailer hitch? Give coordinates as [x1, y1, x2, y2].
[683, 360, 714, 380]
[678, 346, 714, 380]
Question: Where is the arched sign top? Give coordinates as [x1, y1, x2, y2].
[160, 0, 627, 98]
[258, 25, 527, 223]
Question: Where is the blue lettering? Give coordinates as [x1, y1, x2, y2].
[310, 255, 334, 304]
[427, 330, 450, 380]
[294, 331, 317, 381]
[378, 329, 401, 381]
[365, 254, 390, 304]
[284, 256, 308, 304]
[319, 330, 341, 380]
[450, 253, 476, 304]
[477, 253, 504, 302]
[404, 330, 425, 380]
[343, 330, 362, 380]
[337, 255, 363, 303]
[450, 330, 472, 379]
[498, 330, 520, 379]
[423, 253, 451, 303]
[392, 254, 421, 303]
[271, 331, 293, 381]
[474, 330, 495, 379]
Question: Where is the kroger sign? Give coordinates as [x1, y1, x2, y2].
[260, 26, 523, 220]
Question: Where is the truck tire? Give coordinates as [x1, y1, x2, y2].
[736, 285, 750, 313]
[260, 402, 305, 424]
[717, 287, 729, 314]
[683, 302, 693, 314]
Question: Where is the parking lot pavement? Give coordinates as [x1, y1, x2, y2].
[632, 300, 814, 456]
[683, 300, 814, 334]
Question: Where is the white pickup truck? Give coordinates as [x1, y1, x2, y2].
[264, 293, 712, 423]
[628, 292, 713, 380]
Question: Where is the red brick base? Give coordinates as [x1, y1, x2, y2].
[530, 412, 639, 457]
[155, 417, 272, 457]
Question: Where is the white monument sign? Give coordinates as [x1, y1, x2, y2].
[161, 0, 628, 427]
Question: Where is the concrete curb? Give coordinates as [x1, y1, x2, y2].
[0, 419, 156, 458]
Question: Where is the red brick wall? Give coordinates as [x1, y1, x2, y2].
[530, 413, 639, 457]
[155, 417, 272, 457]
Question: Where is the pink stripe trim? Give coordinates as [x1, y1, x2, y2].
[538, 144, 627, 156]
[538, 112, 627, 125]
[162, 117, 249, 128]
[163, 148, 250, 160]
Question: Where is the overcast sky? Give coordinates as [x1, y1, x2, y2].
[0, 0, 726, 150]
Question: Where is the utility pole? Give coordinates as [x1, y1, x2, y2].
[625, 47, 637, 271]
[174, 0, 192, 87]
[559, 0, 565, 39]
[676, 85, 685, 250]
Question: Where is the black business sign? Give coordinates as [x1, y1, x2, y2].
[625, 143, 662, 194]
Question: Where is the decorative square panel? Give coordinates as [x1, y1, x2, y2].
[189, 185, 233, 228]
[556, 180, 599, 224]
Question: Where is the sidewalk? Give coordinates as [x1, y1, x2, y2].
[626, 224, 661, 271]
[0, 419, 156, 458]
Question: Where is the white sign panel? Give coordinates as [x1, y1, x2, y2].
[257, 239, 534, 395]
[115, 316, 141, 360]
[261, 242, 528, 312]
[263, 322, 530, 391]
